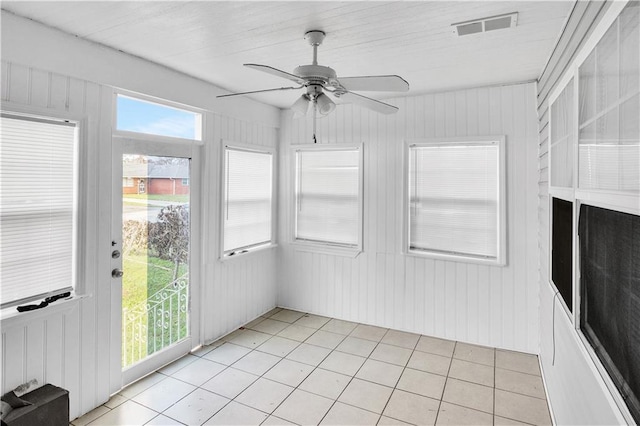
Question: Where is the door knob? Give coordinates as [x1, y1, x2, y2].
[112, 268, 124, 278]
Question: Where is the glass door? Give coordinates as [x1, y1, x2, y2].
[121, 154, 190, 367]
[112, 137, 200, 388]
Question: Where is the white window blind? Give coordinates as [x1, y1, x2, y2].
[223, 147, 273, 254]
[1, 114, 77, 308]
[295, 148, 361, 247]
[578, 2, 639, 192]
[409, 142, 501, 260]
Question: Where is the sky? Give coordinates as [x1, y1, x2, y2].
[117, 95, 199, 140]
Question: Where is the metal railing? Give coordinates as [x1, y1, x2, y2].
[122, 273, 189, 367]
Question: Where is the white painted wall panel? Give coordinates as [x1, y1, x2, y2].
[2, 304, 82, 417]
[278, 82, 540, 354]
[1, 62, 107, 420]
[201, 110, 278, 342]
[1, 56, 279, 421]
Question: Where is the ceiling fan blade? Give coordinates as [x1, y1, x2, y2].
[337, 91, 399, 115]
[244, 64, 305, 85]
[217, 86, 302, 98]
[337, 75, 409, 92]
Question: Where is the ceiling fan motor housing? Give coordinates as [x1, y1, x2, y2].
[294, 65, 339, 88]
[220, 29, 405, 115]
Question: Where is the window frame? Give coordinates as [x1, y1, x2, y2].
[291, 143, 364, 256]
[548, 77, 579, 320]
[403, 136, 507, 266]
[219, 141, 276, 260]
[112, 91, 204, 144]
[546, 1, 639, 423]
[0, 108, 83, 310]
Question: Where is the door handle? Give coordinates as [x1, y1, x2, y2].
[112, 268, 124, 278]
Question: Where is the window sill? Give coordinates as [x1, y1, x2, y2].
[1, 292, 90, 327]
[405, 249, 505, 266]
[292, 241, 362, 258]
[218, 244, 277, 262]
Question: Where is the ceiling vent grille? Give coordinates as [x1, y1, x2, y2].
[452, 12, 518, 36]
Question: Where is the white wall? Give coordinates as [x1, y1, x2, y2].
[536, 1, 629, 424]
[1, 12, 279, 420]
[278, 82, 540, 354]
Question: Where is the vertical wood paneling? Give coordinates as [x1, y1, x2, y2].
[1, 61, 10, 101]
[201, 111, 278, 344]
[7, 63, 29, 104]
[1, 60, 102, 420]
[25, 321, 45, 386]
[48, 74, 68, 110]
[29, 68, 49, 108]
[2, 59, 279, 421]
[44, 316, 64, 389]
[279, 82, 540, 353]
[2, 327, 26, 389]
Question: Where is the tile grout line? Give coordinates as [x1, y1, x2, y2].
[250, 313, 345, 425]
[315, 324, 388, 425]
[251, 311, 320, 425]
[493, 346, 497, 426]
[375, 329, 422, 425]
[433, 340, 457, 426]
[83, 310, 551, 426]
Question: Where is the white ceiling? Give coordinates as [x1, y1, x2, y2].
[2, 1, 574, 109]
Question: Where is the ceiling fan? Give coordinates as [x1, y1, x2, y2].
[217, 30, 410, 117]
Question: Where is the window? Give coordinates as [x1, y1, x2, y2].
[547, 2, 639, 422]
[576, 4, 640, 422]
[116, 94, 202, 141]
[1, 113, 78, 308]
[579, 204, 640, 422]
[578, 2, 639, 193]
[123, 177, 134, 187]
[407, 138, 506, 264]
[181, 178, 189, 186]
[294, 146, 362, 249]
[222, 145, 273, 256]
[549, 79, 576, 313]
[551, 197, 573, 312]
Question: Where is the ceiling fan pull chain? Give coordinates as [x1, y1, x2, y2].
[313, 100, 317, 144]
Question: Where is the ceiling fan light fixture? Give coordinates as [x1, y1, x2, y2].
[315, 93, 335, 116]
[292, 94, 311, 118]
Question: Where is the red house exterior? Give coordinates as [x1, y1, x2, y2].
[123, 162, 189, 195]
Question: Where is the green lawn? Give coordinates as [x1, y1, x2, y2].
[122, 254, 187, 311]
[122, 254, 188, 367]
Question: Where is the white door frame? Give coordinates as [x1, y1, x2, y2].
[110, 135, 202, 390]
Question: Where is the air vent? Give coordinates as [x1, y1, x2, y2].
[452, 12, 518, 36]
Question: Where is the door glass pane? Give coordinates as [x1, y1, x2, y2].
[122, 155, 190, 368]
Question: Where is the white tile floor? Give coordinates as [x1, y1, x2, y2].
[72, 308, 552, 426]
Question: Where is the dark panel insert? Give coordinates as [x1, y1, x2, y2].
[579, 204, 640, 423]
[552, 197, 573, 312]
